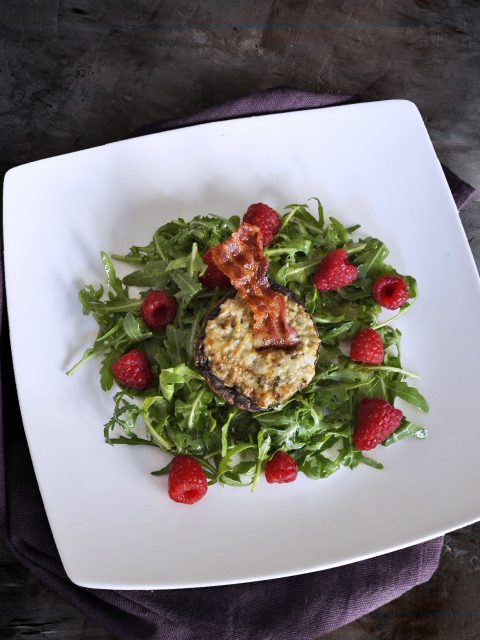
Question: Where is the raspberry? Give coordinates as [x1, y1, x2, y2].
[141, 290, 177, 330]
[265, 451, 298, 483]
[372, 276, 409, 310]
[353, 398, 403, 451]
[313, 249, 358, 291]
[168, 455, 208, 504]
[350, 328, 384, 365]
[111, 348, 152, 391]
[199, 247, 230, 288]
[243, 203, 281, 246]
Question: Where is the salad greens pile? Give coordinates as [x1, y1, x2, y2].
[69, 200, 428, 487]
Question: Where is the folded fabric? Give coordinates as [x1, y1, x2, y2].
[0, 87, 475, 640]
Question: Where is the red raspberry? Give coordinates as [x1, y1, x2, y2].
[111, 348, 152, 391]
[313, 249, 358, 291]
[372, 276, 409, 310]
[350, 328, 384, 365]
[168, 455, 208, 504]
[198, 247, 230, 288]
[141, 290, 177, 330]
[353, 398, 403, 451]
[265, 452, 298, 483]
[243, 203, 281, 246]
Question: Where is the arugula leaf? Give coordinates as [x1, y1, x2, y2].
[104, 392, 141, 442]
[309, 197, 325, 228]
[325, 217, 352, 247]
[166, 242, 203, 276]
[163, 324, 190, 366]
[78, 284, 104, 315]
[221, 408, 238, 457]
[141, 395, 171, 449]
[123, 260, 169, 287]
[384, 380, 429, 412]
[214, 442, 256, 485]
[169, 270, 202, 304]
[354, 238, 389, 278]
[175, 387, 215, 432]
[160, 364, 201, 401]
[356, 454, 384, 470]
[122, 313, 152, 343]
[110, 435, 157, 446]
[151, 462, 172, 476]
[101, 252, 128, 300]
[71, 202, 427, 487]
[383, 419, 428, 446]
[265, 238, 312, 258]
[300, 453, 340, 479]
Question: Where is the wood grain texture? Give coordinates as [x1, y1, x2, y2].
[0, 0, 478, 638]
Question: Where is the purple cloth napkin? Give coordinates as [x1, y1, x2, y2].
[0, 88, 475, 640]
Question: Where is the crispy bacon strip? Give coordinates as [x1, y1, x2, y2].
[211, 223, 299, 349]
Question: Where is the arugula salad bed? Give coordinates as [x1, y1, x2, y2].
[69, 200, 428, 490]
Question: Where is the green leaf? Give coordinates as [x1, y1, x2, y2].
[265, 238, 312, 258]
[354, 239, 389, 278]
[188, 215, 238, 245]
[159, 364, 201, 401]
[274, 251, 324, 285]
[166, 242, 204, 276]
[151, 461, 172, 476]
[383, 419, 428, 446]
[384, 380, 429, 412]
[67, 320, 125, 376]
[122, 313, 152, 343]
[73, 199, 427, 488]
[175, 387, 214, 431]
[326, 217, 352, 246]
[357, 454, 384, 469]
[309, 197, 325, 228]
[103, 392, 141, 442]
[214, 442, 255, 483]
[169, 270, 203, 304]
[66, 346, 97, 376]
[281, 203, 322, 235]
[123, 260, 169, 287]
[78, 284, 104, 315]
[100, 349, 120, 391]
[101, 252, 128, 299]
[110, 436, 157, 446]
[221, 408, 238, 457]
[89, 299, 142, 313]
[163, 324, 189, 366]
[299, 450, 344, 479]
[251, 431, 272, 489]
[141, 396, 171, 450]
[404, 275, 418, 298]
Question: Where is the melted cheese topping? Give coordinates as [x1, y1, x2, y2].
[203, 294, 320, 409]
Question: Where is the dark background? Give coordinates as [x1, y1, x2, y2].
[1, 1, 479, 638]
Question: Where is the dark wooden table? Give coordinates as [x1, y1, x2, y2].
[1, 2, 479, 639]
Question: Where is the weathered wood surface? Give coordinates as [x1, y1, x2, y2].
[1, 1, 479, 638]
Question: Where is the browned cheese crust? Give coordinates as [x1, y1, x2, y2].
[194, 284, 320, 412]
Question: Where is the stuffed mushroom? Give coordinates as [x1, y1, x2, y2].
[194, 284, 320, 411]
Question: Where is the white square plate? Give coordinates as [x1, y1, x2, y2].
[4, 100, 480, 589]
